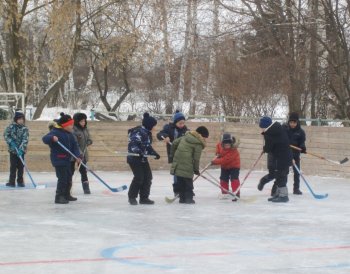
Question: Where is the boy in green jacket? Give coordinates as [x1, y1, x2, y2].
[170, 126, 209, 204]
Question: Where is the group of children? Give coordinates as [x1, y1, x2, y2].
[3, 109, 306, 205]
[3, 111, 92, 204]
[126, 111, 306, 204]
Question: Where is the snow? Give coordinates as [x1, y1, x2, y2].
[0, 169, 349, 274]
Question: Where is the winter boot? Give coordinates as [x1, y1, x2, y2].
[129, 198, 138, 205]
[139, 198, 154, 204]
[293, 188, 302, 195]
[6, 182, 15, 187]
[139, 198, 155, 204]
[55, 195, 69, 204]
[17, 183, 25, 187]
[220, 180, 229, 194]
[269, 186, 289, 203]
[270, 183, 277, 196]
[66, 182, 77, 201]
[185, 198, 195, 204]
[268, 187, 280, 201]
[82, 181, 91, 194]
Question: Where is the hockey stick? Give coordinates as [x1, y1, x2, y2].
[293, 163, 328, 199]
[57, 141, 127, 192]
[199, 173, 239, 199]
[114, 151, 157, 158]
[161, 135, 173, 145]
[234, 151, 264, 194]
[165, 161, 213, 204]
[15, 147, 46, 189]
[290, 145, 348, 165]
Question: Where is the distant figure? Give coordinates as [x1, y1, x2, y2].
[3, 111, 29, 187]
[127, 113, 160, 205]
[72, 113, 93, 194]
[257, 117, 292, 203]
[283, 112, 306, 195]
[157, 110, 189, 196]
[211, 133, 241, 201]
[170, 126, 209, 204]
[42, 113, 82, 204]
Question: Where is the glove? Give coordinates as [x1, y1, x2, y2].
[194, 170, 200, 175]
[301, 147, 306, 154]
[10, 141, 17, 151]
[17, 148, 24, 157]
[154, 152, 160, 160]
[211, 161, 215, 166]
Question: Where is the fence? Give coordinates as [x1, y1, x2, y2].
[1, 120, 350, 179]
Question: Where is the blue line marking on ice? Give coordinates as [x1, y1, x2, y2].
[101, 244, 176, 270]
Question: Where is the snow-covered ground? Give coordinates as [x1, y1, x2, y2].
[0, 169, 349, 274]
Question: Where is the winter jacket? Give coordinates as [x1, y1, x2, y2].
[127, 126, 159, 164]
[262, 122, 292, 170]
[4, 122, 29, 154]
[212, 140, 240, 169]
[156, 123, 189, 163]
[283, 122, 306, 158]
[170, 131, 206, 178]
[42, 126, 81, 167]
[73, 125, 93, 161]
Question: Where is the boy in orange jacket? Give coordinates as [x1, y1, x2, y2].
[211, 133, 240, 201]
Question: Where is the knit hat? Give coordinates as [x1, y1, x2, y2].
[288, 112, 299, 122]
[73, 113, 88, 128]
[173, 110, 185, 124]
[222, 133, 233, 145]
[142, 112, 157, 131]
[196, 126, 209, 138]
[57, 112, 74, 128]
[259, 116, 272, 129]
[14, 111, 25, 122]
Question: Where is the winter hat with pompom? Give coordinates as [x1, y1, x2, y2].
[173, 110, 185, 124]
[259, 116, 272, 129]
[288, 112, 299, 122]
[14, 111, 25, 122]
[57, 112, 74, 128]
[142, 112, 157, 131]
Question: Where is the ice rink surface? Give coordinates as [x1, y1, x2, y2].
[0, 169, 349, 274]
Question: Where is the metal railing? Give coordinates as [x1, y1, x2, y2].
[89, 111, 350, 127]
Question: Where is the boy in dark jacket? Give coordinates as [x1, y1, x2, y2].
[156, 110, 189, 195]
[170, 126, 209, 204]
[72, 113, 93, 194]
[42, 113, 82, 204]
[127, 113, 160, 205]
[211, 133, 241, 201]
[283, 112, 306, 195]
[3, 111, 29, 187]
[257, 117, 292, 203]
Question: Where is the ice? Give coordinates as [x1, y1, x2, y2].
[0, 169, 349, 274]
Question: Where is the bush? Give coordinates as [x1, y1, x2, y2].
[0, 108, 8, 120]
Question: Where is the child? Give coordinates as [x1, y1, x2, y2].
[42, 113, 82, 204]
[257, 116, 292, 203]
[156, 110, 189, 195]
[72, 113, 93, 194]
[170, 126, 209, 204]
[283, 112, 306, 195]
[211, 133, 241, 201]
[3, 111, 29, 187]
[127, 113, 160, 205]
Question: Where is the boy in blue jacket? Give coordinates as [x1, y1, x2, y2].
[3, 111, 29, 187]
[127, 113, 160, 205]
[43, 113, 82, 204]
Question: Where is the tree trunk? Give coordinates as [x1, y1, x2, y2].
[204, 0, 219, 115]
[189, 0, 198, 115]
[178, 0, 192, 111]
[159, 0, 174, 114]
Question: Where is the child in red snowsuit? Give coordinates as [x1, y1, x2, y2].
[212, 133, 240, 200]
